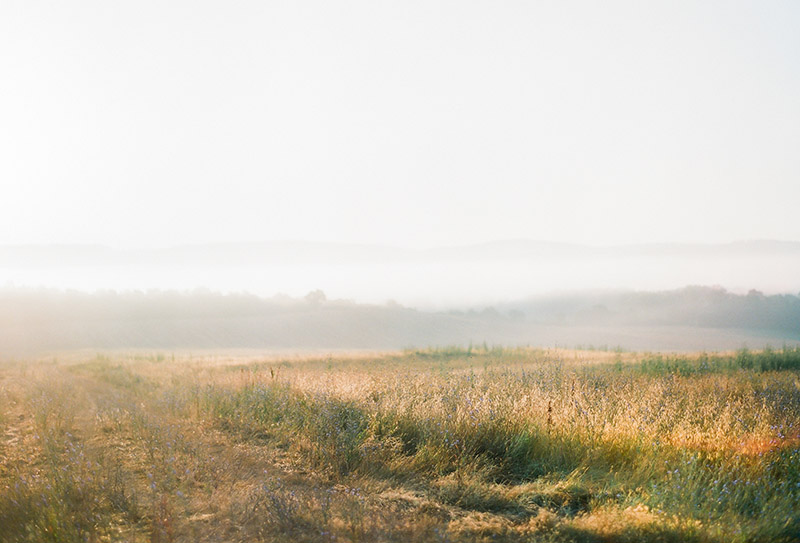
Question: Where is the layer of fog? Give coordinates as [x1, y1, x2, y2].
[2, 285, 798, 357]
[2, 241, 800, 309]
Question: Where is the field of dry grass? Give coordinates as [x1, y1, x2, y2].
[1, 346, 799, 542]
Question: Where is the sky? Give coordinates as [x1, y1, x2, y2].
[1, 0, 799, 250]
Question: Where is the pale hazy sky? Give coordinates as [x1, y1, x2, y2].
[2, 1, 799, 249]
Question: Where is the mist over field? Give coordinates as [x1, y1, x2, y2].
[2, 240, 799, 356]
[3, 239, 800, 306]
[2, 0, 799, 357]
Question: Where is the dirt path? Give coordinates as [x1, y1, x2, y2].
[37, 362, 458, 542]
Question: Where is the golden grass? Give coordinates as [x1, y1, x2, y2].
[1, 347, 799, 542]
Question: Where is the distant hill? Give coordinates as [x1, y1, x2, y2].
[499, 286, 800, 332]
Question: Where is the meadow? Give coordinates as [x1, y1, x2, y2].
[1, 346, 799, 542]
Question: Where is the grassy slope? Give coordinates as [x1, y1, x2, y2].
[1, 347, 799, 542]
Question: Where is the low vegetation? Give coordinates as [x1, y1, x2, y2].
[1, 346, 799, 541]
